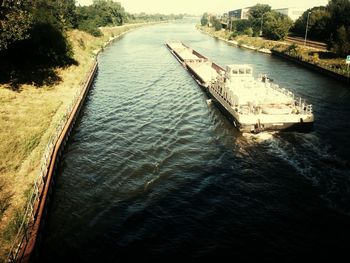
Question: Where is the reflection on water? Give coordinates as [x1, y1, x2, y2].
[40, 20, 350, 262]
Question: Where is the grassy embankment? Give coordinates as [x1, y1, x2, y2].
[0, 23, 147, 261]
[197, 25, 349, 77]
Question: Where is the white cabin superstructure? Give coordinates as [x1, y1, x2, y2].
[166, 42, 314, 133]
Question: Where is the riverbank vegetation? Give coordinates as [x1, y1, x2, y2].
[198, 25, 349, 77]
[292, 0, 350, 56]
[76, 1, 183, 37]
[199, 0, 350, 77]
[0, 0, 180, 260]
[0, 23, 148, 261]
[1, 0, 183, 87]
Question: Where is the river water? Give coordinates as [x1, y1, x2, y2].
[39, 20, 350, 262]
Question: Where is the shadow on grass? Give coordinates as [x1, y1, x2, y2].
[0, 24, 79, 92]
[0, 177, 13, 220]
[0, 58, 78, 92]
[312, 51, 339, 59]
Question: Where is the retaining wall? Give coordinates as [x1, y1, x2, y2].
[271, 50, 350, 84]
[9, 61, 98, 263]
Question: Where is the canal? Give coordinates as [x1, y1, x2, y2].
[39, 20, 350, 262]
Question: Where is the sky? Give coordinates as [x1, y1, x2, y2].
[75, 0, 329, 15]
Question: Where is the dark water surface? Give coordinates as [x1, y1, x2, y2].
[40, 20, 350, 262]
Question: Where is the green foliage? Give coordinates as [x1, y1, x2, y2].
[92, 0, 126, 26]
[29, 23, 73, 65]
[292, 7, 330, 41]
[213, 20, 222, 31]
[76, 3, 183, 36]
[285, 43, 302, 57]
[248, 4, 272, 19]
[230, 19, 256, 36]
[127, 12, 183, 23]
[229, 32, 238, 40]
[3, 208, 24, 241]
[248, 4, 272, 36]
[327, 0, 350, 30]
[29, 0, 77, 29]
[240, 4, 293, 40]
[291, 1, 350, 56]
[327, 0, 350, 56]
[0, 0, 75, 65]
[201, 13, 209, 26]
[77, 19, 103, 37]
[331, 25, 350, 56]
[232, 19, 252, 33]
[244, 27, 254, 37]
[76, 0, 127, 36]
[0, 1, 32, 51]
[209, 16, 222, 31]
[263, 11, 293, 40]
[0, 0, 76, 90]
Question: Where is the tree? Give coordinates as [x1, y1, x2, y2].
[248, 4, 272, 36]
[291, 7, 330, 41]
[331, 25, 350, 56]
[76, 0, 127, 36]
[248, 4, 272, 19]
[1, 0, 76, 65]
[327, 0, 350, 31]
[27, 0, 75, 64]
[210, 16, 222, 31]
[92, 0, 126, 26]
[232, 19, 251, 34]
[0, 0, 32, 51]
[327, 0, 350, 55]
[264, 11, 293, 40]
[201, 13, 208, 26]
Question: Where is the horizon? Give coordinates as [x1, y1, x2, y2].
[76, 0, 329, 15]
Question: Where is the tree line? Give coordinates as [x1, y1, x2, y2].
[0, 0, 76, 65]
[0, 0, 183, 67]
[292, 0, 350, 56]
[200, 0, 350, 56]
[201, 5, 293, 40]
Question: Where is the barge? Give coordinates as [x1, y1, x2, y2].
[165, 42, 314, 133]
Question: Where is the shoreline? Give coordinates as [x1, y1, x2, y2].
[0, 22, 156, 262]
[197, 27, 272, 55]
[197, 26, 350, 83]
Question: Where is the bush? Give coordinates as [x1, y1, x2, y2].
[214, 21, 223, 31]
[233, 19, 251, 33]
[244, 27, 254, 37]
[285, 43, 303, 57]
[201, 16, 208, 26]
[78, 21, 103, 37]
[229, 32, 238, 40]
[238, 39, 245, 46]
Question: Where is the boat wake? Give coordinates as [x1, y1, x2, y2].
[242, 131, 276, 143]
[261, 132, 350, 214]
[206, 99, 212, 105]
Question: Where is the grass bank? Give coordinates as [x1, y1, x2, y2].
[197, 25, 349, 79]
[0, 22, 149, 261]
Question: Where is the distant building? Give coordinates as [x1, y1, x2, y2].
[228, 6, 306, 21]
[228, 7, 251, 20]
[274, 7, 306, 21]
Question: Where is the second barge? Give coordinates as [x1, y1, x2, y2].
[165, 42, 314, 133]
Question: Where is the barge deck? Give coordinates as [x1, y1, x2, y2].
[166, 42, 314, 133]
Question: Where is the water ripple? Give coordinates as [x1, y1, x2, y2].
[40, 20, 350, 262]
